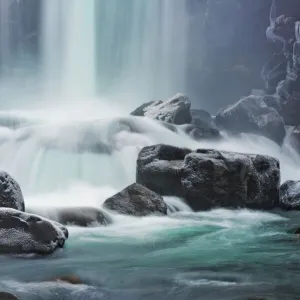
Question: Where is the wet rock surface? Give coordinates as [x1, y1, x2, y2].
[103, 183, 167, 216]
[137, 144, 280, 211]
[280, 180, 300, 210]
[215, 95, 286, 145]
[0, 208, 68, 255]
[27, 207, 111, 227]
[0, 292, 20, 300]
[130, 94, 191, 125]
[0, 172, 25, 212]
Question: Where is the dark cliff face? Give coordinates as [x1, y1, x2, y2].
[188, 0, 274, 112]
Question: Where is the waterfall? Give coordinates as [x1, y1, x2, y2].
[0, 0, 13, 71]
[96, 0, 189, 102]
[41, 0, 62, 93]
[61, 0, 96, 97]
[40, 0, 188, 101]
[41, 0, 96, 97]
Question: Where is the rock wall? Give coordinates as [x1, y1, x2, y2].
[188, 0, 273, 112]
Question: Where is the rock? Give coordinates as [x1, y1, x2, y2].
[27, 207, 111, 227]
[0, 171, 25, 212]
[190, 109, 212, 128]
[287, 125, 300, 152]
[159, 121, 178, 133]
[279, 96, 300, 126]
[180, 124, 222, 141]
[130, 94, 191, 125]
[280, 180, 300, 210]
[50, 275, 84, 285]
[215, 95, 286, 145]
[136, 144, 280, 211]
[262, 94, 282, 112]
[188, 0, 272, 112]
[0, 292, 20, 300]
[0, 208, 68, 255]
[103, 183, 167, 216]
[130, 101, 162, 117]
[262, 52, 287, 93]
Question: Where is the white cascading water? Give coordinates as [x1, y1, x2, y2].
[41, 0, 96, 97]
[1, 2, 300, 299]
[0, 0, 11, 70]
[95, 0, 188, 102]
[41, 0, 188, 103]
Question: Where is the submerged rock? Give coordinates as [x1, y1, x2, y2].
[280, 180, 300, 210]
[0, 208, 68, 255]
[136, 144, 280, 211]
[287, 125, 300, 153]
[28, 207, 111, 227]
[181, 124, 221, 141]
[103, 183, 167, 216]
[0, 171, 25, 212]
[0, 292, 20, 300]
[130, 93, 191, 125]
[295, 228, 300, 234]
[49, 275, 84, 285]
[215, 95, 286, 145]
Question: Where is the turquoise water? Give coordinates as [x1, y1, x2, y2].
[0, 109, 298, 300]
[0, 209, 299, 299]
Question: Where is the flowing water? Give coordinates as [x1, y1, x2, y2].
[0, 1, 299, 300]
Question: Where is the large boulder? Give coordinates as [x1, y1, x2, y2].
[0, 208, 68, 255]
[103, 183, 167, 216]
[280, 180, 300, 210]
[27, 207, 111, 227]
[0, 171, 25, 212]
[136, 144, 280, 211]
[215, 95, 286, 145]
[130, 94, 191, 125]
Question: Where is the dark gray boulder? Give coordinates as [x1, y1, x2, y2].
[0, 292, 20, 300]
[0, 208, 68, 255]
[181, 124, 222, 141]
[136, 144, 280, 211]
[190, 109, 212, 128]
[280, 180, 300, 210]
[103, 183, 167, 216]
[27, 207, 111, 227]
[215, 95, 286, 145]
[130, 94, 191, 125]
[0, 172, 25, 212]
